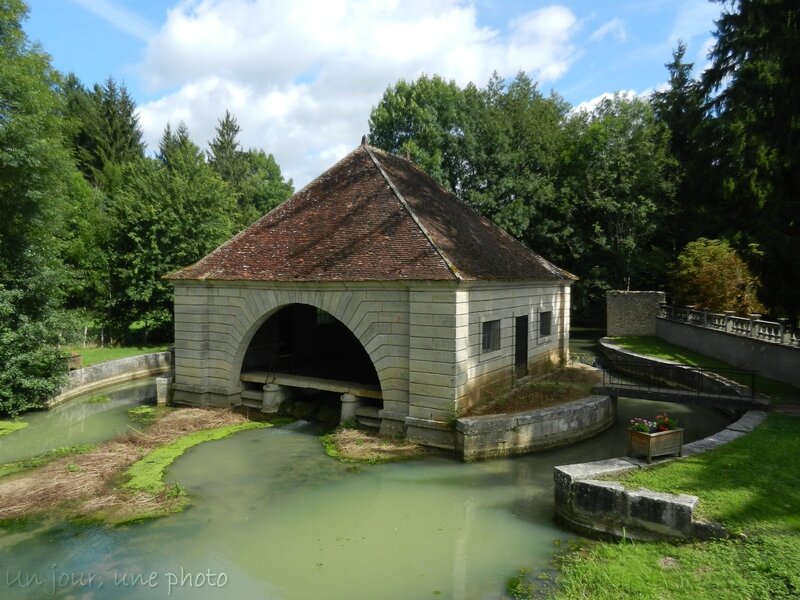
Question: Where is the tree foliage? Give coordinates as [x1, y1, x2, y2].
[562, 95, 676, 312]
[104, 123, 237, 340]
[669, 238, 764, 315]
[63, 75, 145, 191]
[702, 0, 800, 320]
[369, 76, 675, 319]
[207, 111, 293, 227]
[0, 0, 71, 414]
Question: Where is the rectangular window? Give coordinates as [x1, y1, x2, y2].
[482, 319, 501, 352]
[539, 311, 552, 338]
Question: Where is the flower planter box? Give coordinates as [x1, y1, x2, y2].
[627, 428, 684, 463]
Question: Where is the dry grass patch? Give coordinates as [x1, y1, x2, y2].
[0, 408, 254, 524]
[465, 365, 601, 417]
[322, 427, 427, 463]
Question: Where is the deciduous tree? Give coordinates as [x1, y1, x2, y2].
[669, 238, 764, 315]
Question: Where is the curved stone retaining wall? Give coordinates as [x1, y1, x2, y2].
[599, 337, 752, 398]
[50, 352, 173, 406]
[455, 395, 615, 462]
[554, 410, 766, 540]
[553, 341, 769, 540]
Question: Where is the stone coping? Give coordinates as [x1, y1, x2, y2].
[50, 352, 173, 407]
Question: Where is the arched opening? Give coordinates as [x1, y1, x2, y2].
[242, 303, 379, 384]
[239, 304, 382, 426]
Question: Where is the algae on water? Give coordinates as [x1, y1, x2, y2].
[0, 421, 28, 437]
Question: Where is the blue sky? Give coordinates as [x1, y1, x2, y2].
[23, 0, 723, 187]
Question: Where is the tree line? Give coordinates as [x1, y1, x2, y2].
[0, 0, 293, 414]
[2, 0, 796, 415]
[369, 0, 798, 325]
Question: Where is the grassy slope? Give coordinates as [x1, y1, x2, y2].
[62, 345, 170, 367]
[610, 336, 800, 401]
[550, 338, 800, 598]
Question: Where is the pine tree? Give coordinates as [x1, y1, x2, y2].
[702, 0, 800, 320]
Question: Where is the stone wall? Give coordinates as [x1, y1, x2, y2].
[173, 279, 573, 446]
[405, 281, 571, 448]
[456, 395, 614, 461]
[172, 281, 413, 434]
[606, 290, 665, 336]
[457, 282, 570, 410]
[50, 352, 172, 406]
[656, 318, 800, 388]
[554, 410, 766, 540]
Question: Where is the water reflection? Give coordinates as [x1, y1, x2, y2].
[0, 381, 154, 464]
[1, 393, 731, 600]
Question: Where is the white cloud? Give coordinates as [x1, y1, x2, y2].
[588, 17, 626, 43]
[71, 0, 156, 41]
[136, 0, 580, 187]
[668, 0, 721, 47]
[571, 88, 647, 114]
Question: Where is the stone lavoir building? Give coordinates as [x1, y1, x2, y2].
[166, 139, 575, 447]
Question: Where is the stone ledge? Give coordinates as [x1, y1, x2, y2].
[553, 408, 767, 541]
[553, 344, 767, 541]
[50, 352, 173, 407]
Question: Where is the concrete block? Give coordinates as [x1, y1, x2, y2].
[626, 489, 698, 532]
[574, 480, 626, 514]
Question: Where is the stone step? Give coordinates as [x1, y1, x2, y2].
[241, 389, 263, 400]
[357, 416, 381, 429]
[355, 405, 380, 419]
[241, 397, 262, 409]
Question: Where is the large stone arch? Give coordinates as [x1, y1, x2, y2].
[232, 301, 382, 390]
[181, 283, 410, 423]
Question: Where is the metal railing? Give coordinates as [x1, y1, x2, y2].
[601, 360, 756, 400]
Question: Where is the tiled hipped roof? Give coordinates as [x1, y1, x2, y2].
[167, 142, 575, 283]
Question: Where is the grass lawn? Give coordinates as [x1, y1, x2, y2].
[609, 336, 800, 401]
[553, 415, 800, 599]
[464, 366, 601, 416]
[62, 344, 170, 367]
[545, 337, 800, 598]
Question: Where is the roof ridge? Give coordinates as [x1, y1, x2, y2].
[363, 145, 462, 281]
[369, 146, 577, 282]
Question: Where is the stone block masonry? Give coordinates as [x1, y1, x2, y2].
[51, 352, 172, 406]
[553, 410, 767, 541]
[606, 290, 665, 336]
[456, 395, 615, 461]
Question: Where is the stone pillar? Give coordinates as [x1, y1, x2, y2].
[156, 375, 173, 406]
[340, 393, 361, 424]
[724, 311, 735, 333]
[262, 384, 292, 414]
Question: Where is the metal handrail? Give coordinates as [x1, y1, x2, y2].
[602, 360, 756, 400]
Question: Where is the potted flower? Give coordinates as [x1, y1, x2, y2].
[627, 413, 683, 463]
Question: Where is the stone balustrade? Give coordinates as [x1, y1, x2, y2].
[659, 304, 799, 347]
